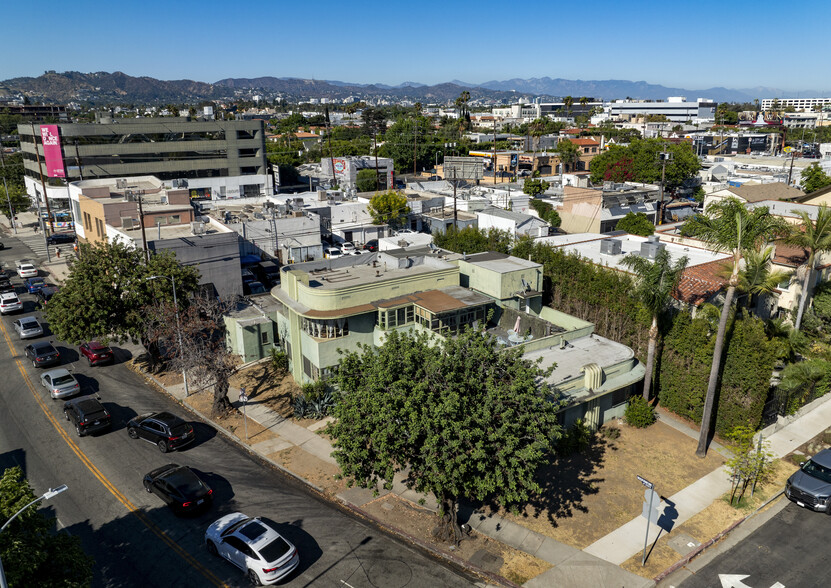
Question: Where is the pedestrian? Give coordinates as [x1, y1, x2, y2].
[73, 242, 79, 255]
[55, 247, 61, 258]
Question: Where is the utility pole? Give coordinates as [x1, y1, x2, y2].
[373, 131, 379, 190]
[324, 106, 335, 189]
[134, 190, 149, 263]
[787, 148, 797, 186]
[492, 132, 497, 184]
[657, 151, 673, 226]
[452, 167, 458, 229]
[31, 123, 55, 235]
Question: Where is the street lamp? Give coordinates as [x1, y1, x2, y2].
[146, 275, 189, 396]
[0, 484, 68, 588]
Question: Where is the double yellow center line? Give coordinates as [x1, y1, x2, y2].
[0, 319, 228, 587]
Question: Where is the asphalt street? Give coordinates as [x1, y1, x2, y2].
[675, 500, 829, 588]
[0, 238, 476, 588]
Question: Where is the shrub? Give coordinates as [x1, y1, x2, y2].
[293, 381, 335, 419]
[558, 419, 594, 455]
[270, 348, 289, 374]
[625, 395, 656, 428]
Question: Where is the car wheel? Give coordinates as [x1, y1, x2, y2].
[75, 424, 83, 437]
[206, 540, 218, 556]
[32, 360, 38, 368]
[247, 569, 262, 586]
[157, 440, 169, 453]
[128, 427, 138, 439]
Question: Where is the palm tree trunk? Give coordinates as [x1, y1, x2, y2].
[643, 315, 659, 400]
[696, 284, 736, 457]
[794, 262, 814, 331]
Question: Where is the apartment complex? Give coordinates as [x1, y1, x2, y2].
[761, 97, 831, 112]
[249, 249, 643, 429]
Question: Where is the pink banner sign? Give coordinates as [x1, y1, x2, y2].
[40, 125, 65, 178]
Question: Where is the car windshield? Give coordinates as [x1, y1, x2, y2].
[258, 536, 291, 563]
[36, 346, 55, 355]
[22, 320, 38, 328]
[170, 423, 191, 436]
[52, 375, 75, 386]
[803, 459, 831, 484]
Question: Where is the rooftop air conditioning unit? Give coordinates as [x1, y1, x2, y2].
[191, 221, 206, 235]
[640, 235, 666, 259]
[121, 217, 136, 229]
[160, 195, 168, 204]
[600, 238, 622, 255]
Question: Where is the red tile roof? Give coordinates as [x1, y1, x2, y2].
[674, 259, 730, 306]
[569, 138, 600, 146]
[773, 242, 808, 267]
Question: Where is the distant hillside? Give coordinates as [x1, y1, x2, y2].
[1, 71, 827, 106]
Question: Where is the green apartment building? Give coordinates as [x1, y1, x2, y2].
[226, 248, 644, 429]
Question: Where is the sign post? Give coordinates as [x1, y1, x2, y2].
[637, 475, 656, 566]
[239, 388, 249, 442]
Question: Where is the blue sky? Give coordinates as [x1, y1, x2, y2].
[3, 0, 828, 92]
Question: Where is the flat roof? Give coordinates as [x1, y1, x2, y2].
[462, 252, 542, 273]
[525, 334, 635, 387]
[535, 233, 731, 269]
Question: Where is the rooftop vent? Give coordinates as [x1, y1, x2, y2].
[600, 238, 622, 255]
[640, 235, 666, 260]
[191, 221, 206, 235]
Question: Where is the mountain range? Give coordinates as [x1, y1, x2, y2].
[0, 71, 825, 105]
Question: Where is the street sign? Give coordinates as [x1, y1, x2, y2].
[642, 489, 662, 524]
[783, 146, 794, 153]
[637, 475, 654, 489]
[239, 394, 249, 403]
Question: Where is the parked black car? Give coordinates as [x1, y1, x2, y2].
[363, 239, 379, 252]
[0, 276, 13, 294]
[36, 286, 59, 307]
[63, 395, 112, 436]
[46, 232, 76, 245]
[143, 464, 213, 514]
[127, 412, 195, 453]
[255, 261, 281, 286]
[243, 280, 267, 295]
[24, 341, 60, 368]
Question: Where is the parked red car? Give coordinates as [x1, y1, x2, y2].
[79, 341, 114, 366]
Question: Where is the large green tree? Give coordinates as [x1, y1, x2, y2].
[367, 190, 410, 228]
[433, 225, 512, 254]
[555, 139, 581, 174]
[523, 178, 550, 198]
[621, 248, 688, 400]
[0, 466, 94, 588]
[589, 138, 700, 190]
[44, 240, 200, 346]
[330, 328, 562, 543]
[683, 199, 787, 456]
[356, 168, 378, 193]
[800, 163, 831, 194]
[615, 212, 655, 236]
[380, 116, 438, 173]
[0, 181, 30, 220]
[787, 205, 831, 330]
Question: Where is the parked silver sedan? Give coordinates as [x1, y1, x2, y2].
[13, 316, 44, 339]
[40, 368, 81, 399]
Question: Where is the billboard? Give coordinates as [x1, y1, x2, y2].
[444, 156, 484, 180]
[333, 158, 347, 176]
[40, 125, 65, 178]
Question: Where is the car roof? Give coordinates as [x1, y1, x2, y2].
[148, 411, 185, 426]
[19, 316, 39, 324]
[43, 368, 71, 378]
[86, 341, 111, 350]
[31, 341, 56, 350]
[811, 448, 831, 469]
[74, 397, 105, 412]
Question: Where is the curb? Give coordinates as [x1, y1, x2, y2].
[134, 362, 517, 587]
[653, 490, 785, 582]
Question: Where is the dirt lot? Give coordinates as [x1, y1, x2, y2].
[495, 420, 726, 550]
[228, 359, 299, 418]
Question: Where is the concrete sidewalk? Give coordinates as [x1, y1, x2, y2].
[0, 210, 73, 283]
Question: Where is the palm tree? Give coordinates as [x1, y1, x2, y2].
[787, 205, 831, 331]
[736, 245, 791, 313]
[621, 248, 688, 400]
[683, 198, 788, 457]
[563, 96, 574, 118]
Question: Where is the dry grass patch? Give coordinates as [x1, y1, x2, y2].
[620, 459, 797, 578]
[269, 446, 346, 494]
[497, 420, 725, 550]
[229, 360, 298, 419]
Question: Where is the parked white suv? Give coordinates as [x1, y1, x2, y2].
[0, 292, 23, 314]
[324, 247, 343, 259]
[205, 513, 299, 585]
[340, 242, 357, 253]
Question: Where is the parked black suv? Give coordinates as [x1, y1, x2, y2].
[64, 395, 112, 436]
[36, 286, 59, 307]
[127, 412, 195, 453]
[143, 464, 213, 514]
[46, 232, 76, 245]
[24, 341, 60, 368]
